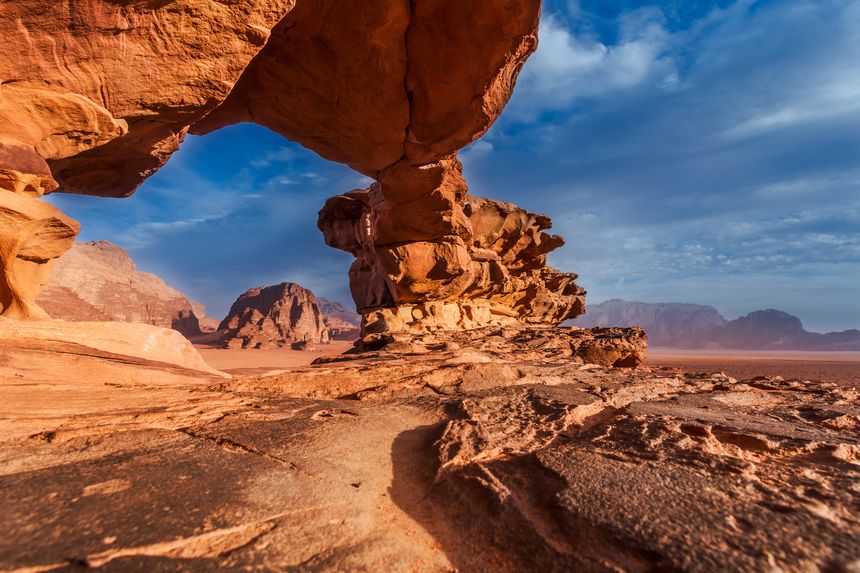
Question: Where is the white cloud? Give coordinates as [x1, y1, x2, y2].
[509, 10, 677, 119]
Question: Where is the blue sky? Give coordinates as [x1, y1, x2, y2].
[47, 0, 860, 332]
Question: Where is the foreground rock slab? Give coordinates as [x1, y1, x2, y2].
[0, 319, 229, 383]
[1, 331, 857, 572]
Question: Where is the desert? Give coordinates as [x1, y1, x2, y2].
[1, 0, 858, 571]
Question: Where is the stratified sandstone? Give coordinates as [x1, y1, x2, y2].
[37, 241, 203, 337]
[319, 189, 585, 335]
[218, 283, 331, 349]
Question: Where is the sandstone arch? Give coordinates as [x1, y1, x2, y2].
[0, 0, 585, 334]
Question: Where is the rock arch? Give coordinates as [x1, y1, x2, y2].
[0, 0, 585, 334]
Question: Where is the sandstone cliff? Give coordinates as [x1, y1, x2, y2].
[37, 241, 202, 337]
[218, 283, 331, 349]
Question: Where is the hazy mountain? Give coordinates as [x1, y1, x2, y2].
[571, 300, 859, 350]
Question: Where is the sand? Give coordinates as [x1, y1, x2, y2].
[194, 340, 356, 375]
[647, 348, 860, 387]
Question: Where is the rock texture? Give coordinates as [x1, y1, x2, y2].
[1, 329, 857, 572]
[0, 0, 579, 337]
[575, 300, 860, 350]
[37, 241, 202, 337]
[319, 192, 585, 335]
[0, 185, 79, 320]
[218, 283, 331, 349]
[191, 301, 221, 333]
[0, 318, 228, 381]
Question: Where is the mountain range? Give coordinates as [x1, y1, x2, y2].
[571, 299, 860, 351]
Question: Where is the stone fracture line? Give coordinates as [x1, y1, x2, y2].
[175, 427, 305, 473]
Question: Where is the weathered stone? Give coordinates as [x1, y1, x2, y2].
[38, 241, 203, 337]
[2, 328, 856, 572]
[320, 190, 586, 336]
[218, 283, 331, 349]
[0, 0, 553, 338]
[0, 181, 79, 320]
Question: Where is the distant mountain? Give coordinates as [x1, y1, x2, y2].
[570, 299, 859, 350]
[38, 241, 203, 338]
[218, 283, 331, 349]
[572, 299, 726, 347]
[318, 298, 361, 340]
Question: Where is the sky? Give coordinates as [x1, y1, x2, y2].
[47, 0, 860, 332]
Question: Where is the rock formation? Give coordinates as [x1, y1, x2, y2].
[0, 0, 586, 338]
[218, 283, 331, 349]
[319, 191, 585, 335]
[37, 241, 203, 337]
[573, 299, 728, 347]
[318, 298, 361, 340]
[0, 153, 79, 319]
[2, 326, 857, 571]
[191, 301, 221, 333]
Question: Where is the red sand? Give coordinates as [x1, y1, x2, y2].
[195, 340, 356, 376]
[647, 348, 859, 388]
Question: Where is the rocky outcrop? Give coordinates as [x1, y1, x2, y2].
[0, 318, 228, 381]
[218, 283, 331, 349]
[319, 191, 585, 335]
[319, 298, 361, 340]
[37, 241, 202, 337]
[0, 152, 79, 319]
[2, 326, 857, 572]
[0, 0, 582, 338]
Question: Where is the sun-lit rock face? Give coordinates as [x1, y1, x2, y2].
[218, 283, 331, 349]
[319, 185, 586, 335]
[0, 165, 79, 319]
[0, 0, 581, 333]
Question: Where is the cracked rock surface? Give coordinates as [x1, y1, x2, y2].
[1, 330, 857, 572]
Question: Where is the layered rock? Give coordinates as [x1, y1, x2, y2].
[319, 185, 585, 335]
[218, 283, 331, 349]
[37, 241, 202, 337]
[2, 326, 857, 572]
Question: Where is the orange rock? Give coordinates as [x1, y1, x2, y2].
[218, 283, 331, 349]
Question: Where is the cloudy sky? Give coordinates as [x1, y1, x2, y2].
[48, 0, 860, 332]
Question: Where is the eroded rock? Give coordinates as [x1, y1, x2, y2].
[218, 283, 331, 349]
[38, 241, 203, 337]
[1, 329, 856, 572]
[319, 188, 586, 336]
[0, 172, 79, 319]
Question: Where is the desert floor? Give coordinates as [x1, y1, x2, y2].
[195, 338, 859, 388]
[194, 340, 356, 375]
[647, 348, 860, 387]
